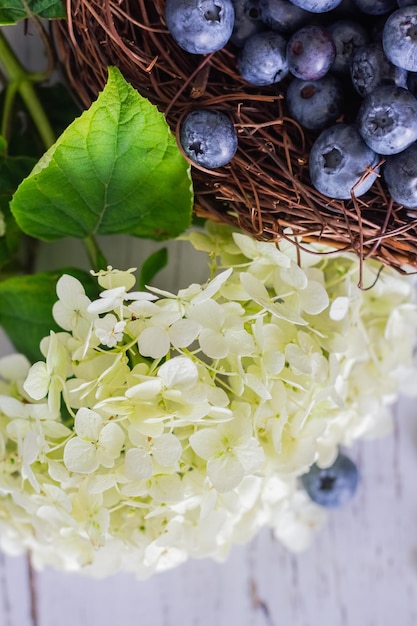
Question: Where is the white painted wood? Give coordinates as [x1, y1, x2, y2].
[0, 553, 34, 626]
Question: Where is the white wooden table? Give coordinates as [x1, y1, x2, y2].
[1, 22, 417, 626]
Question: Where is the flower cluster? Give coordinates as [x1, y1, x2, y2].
[0, 223, 416, 579]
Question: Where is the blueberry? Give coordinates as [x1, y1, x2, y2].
[352, 0, 396, 14]
[287, 25, 336, 80]
[356, 85, 417, 154]
[180, 110, 238, 168]
[397, 0, 417, 7]
[383, 6, 417, 72]
[286, 0, 343, 11]
[384, 143, 417, 208]
[407, 70, 417, 95]
[237, 30, 289, 85]
[286, 75, 344, 129]
[309, 123, 379, 199]
[350, 42, 408, 97]
[165, 0, 235, 54]
[328, 20, 369, 75]
[301, 452, 360, 508]
[230, 0, 264, 47]
[259, 0, 310, 34]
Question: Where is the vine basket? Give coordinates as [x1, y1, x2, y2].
[53, 0, 417, 273]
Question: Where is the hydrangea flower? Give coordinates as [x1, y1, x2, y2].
[0, 222, 416, 579]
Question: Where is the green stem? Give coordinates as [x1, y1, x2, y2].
[0, 31, 55, 149]
[83, 235, 108, 272]
[1, 82, 18, 143]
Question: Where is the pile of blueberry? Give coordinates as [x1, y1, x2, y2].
[165, 0, 417, 208]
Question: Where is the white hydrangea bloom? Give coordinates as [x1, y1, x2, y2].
[94, 314, 126, 348]
[52, 274, 95, 335]
[0, 222, 415, 579]
[63, 408, 124, 474]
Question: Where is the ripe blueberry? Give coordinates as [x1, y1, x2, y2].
[328, 20, 369, 75]
[165, 0, 235, 54]
[301, 452, 360, 508]
[309, 123, 379, 199]
[350, 42, 408, 97]
[180, 110, 238, 168]
[259, 0, 310, 33]
[286, 74, 344, 130]
[356, 85, 417, 154]
[287, 25, 336, 80]
[383, 6, 417, 72]
[352, 0, 396, 14]
[237, 30, 289, 85]
[230, 0, 264, 47]
[384, 143, 417, 208]
[286, 0, 343, 12]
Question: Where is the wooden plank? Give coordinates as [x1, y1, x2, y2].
[0, 553, 34, 626]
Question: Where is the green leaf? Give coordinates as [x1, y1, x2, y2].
[0, 0, 65, 24]
[0, 142, 36, 268]
[138, 247, 168, 291]
[11, 66, 193, 242]
[0, 268, 99, 362]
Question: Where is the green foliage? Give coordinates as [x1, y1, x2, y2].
[138, 247, 168, 290]
[0, 0, 65, 25]
[0, 268, 98, 362]
[11, 67, 193, 242]
[0, 140, 36, 268]
[1, 84, 81, 159]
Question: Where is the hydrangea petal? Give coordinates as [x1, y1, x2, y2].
[23, 362, 50, 400]
[138, 327, 170, 359]
[299, 280, 329, 315]
[207, 454, 244, 492]
[189, 428, 222, 460]
[74, 408, 102, 441]
[125, 448, 153, 480]
[153, 434, 182, 466]
[64, 438, 98, 474]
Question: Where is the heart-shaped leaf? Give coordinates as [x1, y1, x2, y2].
[11, 67, 193, 242]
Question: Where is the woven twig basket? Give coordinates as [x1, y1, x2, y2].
[53, 0, 417, 271]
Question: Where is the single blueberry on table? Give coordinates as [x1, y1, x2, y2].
[383, 6, 417, 72]
[350, 42, 408, 97]
[286, 0, 343, 12]
[287, 25, 336, 80]
[356, 85, 417, 155]
[165, 0, 235, 54]
[180, 110, 238, 168]
[301, 452, 360, 508]
[286, 74, 344, 130]
[328, 20, 369, 75]
[230, 0, 264, 47]
[309, 123, 379, 199]
[259, 0, 310, 34]
[237, 30, 289, 85]
[384, 143, 417, 208]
